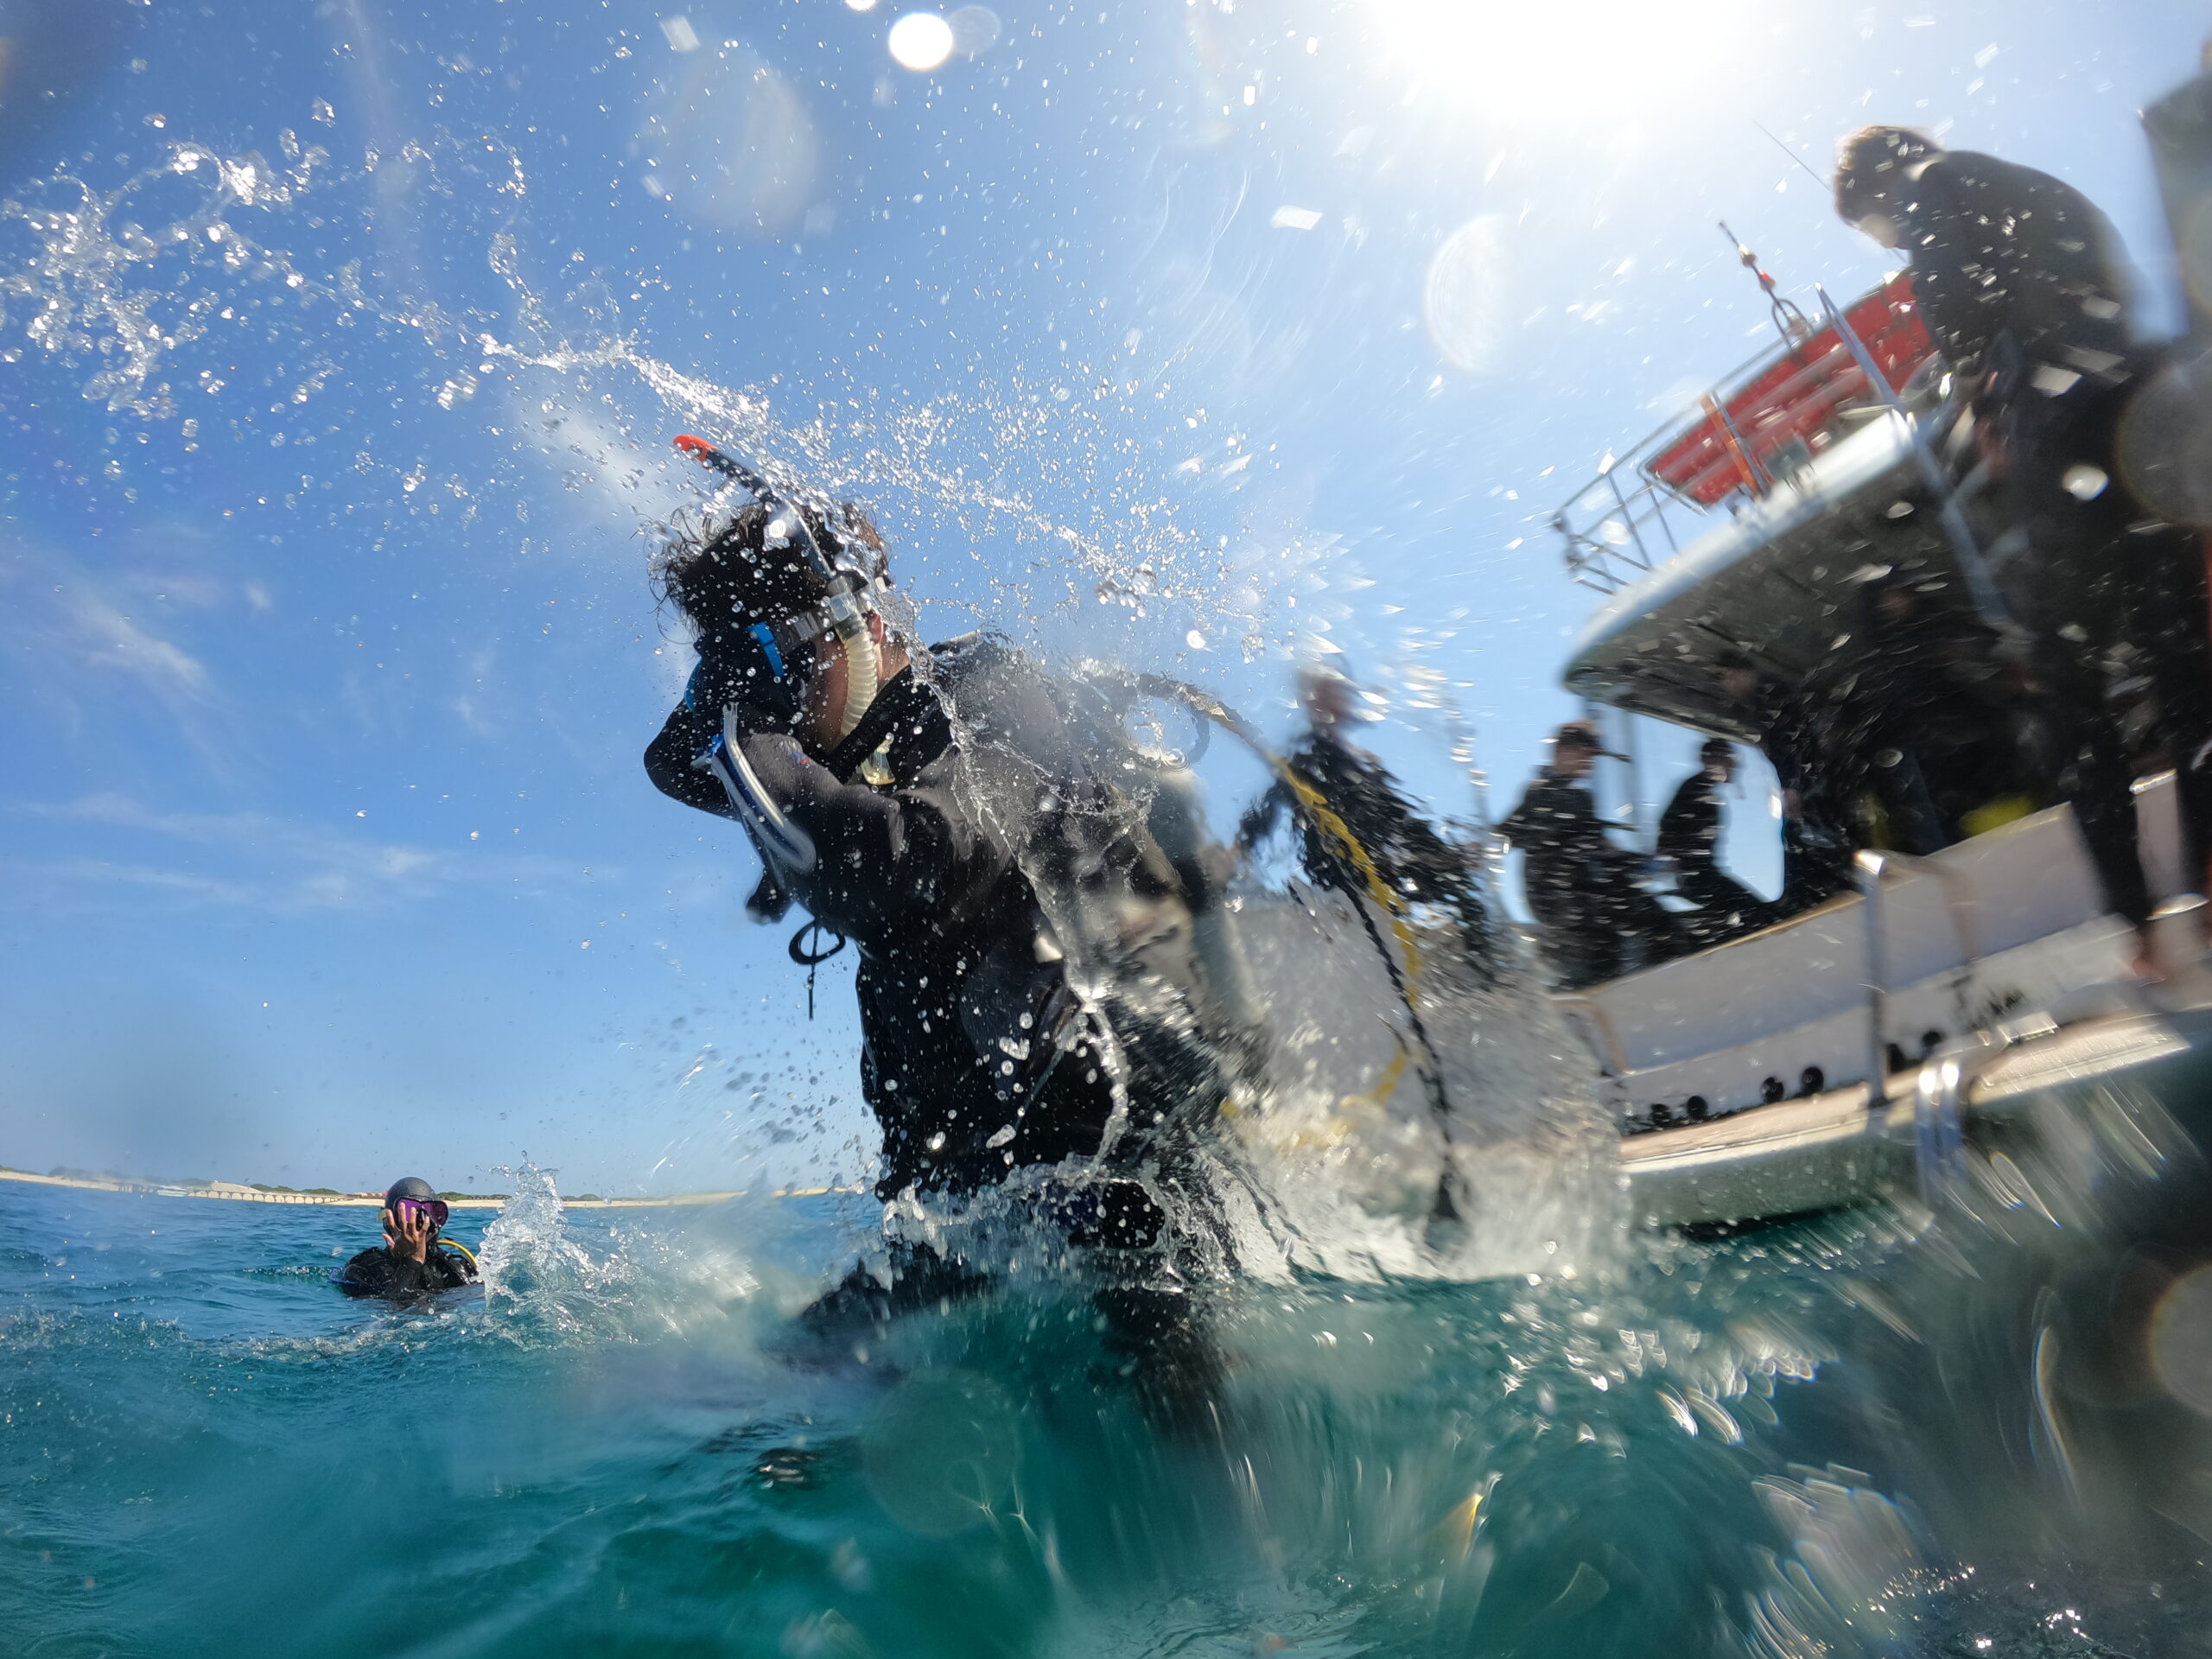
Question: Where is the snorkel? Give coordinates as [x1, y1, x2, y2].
[672, 435, 881, 742]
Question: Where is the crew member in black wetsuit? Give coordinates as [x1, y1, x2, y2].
[334, 1177, 478, 1300]
[1719, 663, 1856, 915]
[1836, 126, 2212, 960]
[642, 486, 1250, 1402]
[1499, 721, 1681, 989]
[1659, 739, 1772, 944]
[1235, 664, 1499, 985]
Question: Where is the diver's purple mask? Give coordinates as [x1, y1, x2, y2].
[392, 1197, 449, 1231]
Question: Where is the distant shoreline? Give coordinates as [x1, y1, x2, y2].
[0, 1166, 858, 1209]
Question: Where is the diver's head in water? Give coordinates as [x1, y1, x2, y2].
[655, 499, 906, 754]
[382, 1175, 448, 1247]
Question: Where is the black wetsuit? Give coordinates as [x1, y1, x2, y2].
[1236, 728, 1497, 982]
[1891, 149, 2212, 919]
[1738, 672, 1857, 913]
[1499, 771, 1678, 989]
[645, 635, 1232, 1227]
[1657, 772, 1769, 941]
[334, 1243, 475, 1300]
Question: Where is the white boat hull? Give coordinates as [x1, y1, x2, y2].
[1620, 998, 2212, 1227]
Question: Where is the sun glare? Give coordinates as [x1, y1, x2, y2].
[1370, 0, 1745, 120]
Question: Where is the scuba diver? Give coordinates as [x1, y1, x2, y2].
[1235, 663, 1500, 986]
[1500, 721, 1683, 989]
[1658, 738, 1774, 944]
[1836, 125, 2212, 960]
[334, 1177, 479, 1300]
[641, 440, 1256, 1405]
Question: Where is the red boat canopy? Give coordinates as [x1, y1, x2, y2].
[1644, 272, 1936, 505]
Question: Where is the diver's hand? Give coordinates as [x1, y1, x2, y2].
[717, 698, 797, 742]
[382, 1205, 431, 1263]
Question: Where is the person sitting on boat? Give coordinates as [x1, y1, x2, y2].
[640, 470, 1253, 1404]
[1500, 721, 1681, 989]
[1836, 125, 2212, 959]
[1236, 662, 1499, 986]
[1658, 739, 1774, 944]
[334, 1177, 478, 1300]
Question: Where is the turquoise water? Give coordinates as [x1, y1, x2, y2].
[9, 1147, 2212, 1658]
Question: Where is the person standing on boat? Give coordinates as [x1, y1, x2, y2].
[1835, 125, 2212, 953]
[1658, 739, 1774, 943]
[1500, 721, 1681, 988]
[1235, 663, 1500, 986]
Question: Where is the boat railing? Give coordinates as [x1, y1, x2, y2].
[1551, 271, 1939, 596]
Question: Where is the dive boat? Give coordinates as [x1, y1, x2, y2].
[1542, 72, 2212, 1229]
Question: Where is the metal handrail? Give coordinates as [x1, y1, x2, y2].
[1551, 280, 1938, 597]
[1853, 844, 1990, 1115]
[1855, 852, 1891, 1109]
[1814, 285, 2016, 634]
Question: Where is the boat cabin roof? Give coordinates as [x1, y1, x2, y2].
[1548, 274, 1971, 738]
[1561, 415, 1974, 738]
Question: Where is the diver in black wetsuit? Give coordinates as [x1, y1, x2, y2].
[1500, 721, 1682, 989]
[1658, 739, 1773, 945]
[1837, 126, 2212, 957]
[1719, 663, 1857, 916]
[642, 479, 1252, 1399]
[1235, 664, 1499, 985]
[334, 1177, 478, 1300]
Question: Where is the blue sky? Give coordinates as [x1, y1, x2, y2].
[2, 0, 2205, 1194]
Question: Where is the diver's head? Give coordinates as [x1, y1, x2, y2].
[1834, 124, 1937, 245]
[654, 499, 901, 750]
[1297, 662, 1376, 731]
[1549, 720, 1616, 780]
[1700, 736, 1738, 784]
[383, 1176, 448, 1237]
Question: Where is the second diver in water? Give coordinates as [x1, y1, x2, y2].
[334, 1177, 479, 1300]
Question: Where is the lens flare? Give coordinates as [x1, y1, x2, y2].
[887, 11, 956, 73]
[948, 5, 1001, 58]
[2152, 1264, 2212, 1415]
[1425, 214, 1510, 373]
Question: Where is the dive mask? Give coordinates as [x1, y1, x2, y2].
[687, 610, 833, 731]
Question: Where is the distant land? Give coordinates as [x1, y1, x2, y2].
[0, 1165, 855, 1208]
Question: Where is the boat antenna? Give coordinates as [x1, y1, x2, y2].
[1717, 219, 1815, 354]
[1753, 119, 1831, 191]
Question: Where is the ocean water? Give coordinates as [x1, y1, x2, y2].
[9, 1139, 2212, 1659]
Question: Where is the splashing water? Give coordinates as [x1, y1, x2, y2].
[12, 1145, 2212, 1657]
[12, 25, 2212, 1659]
